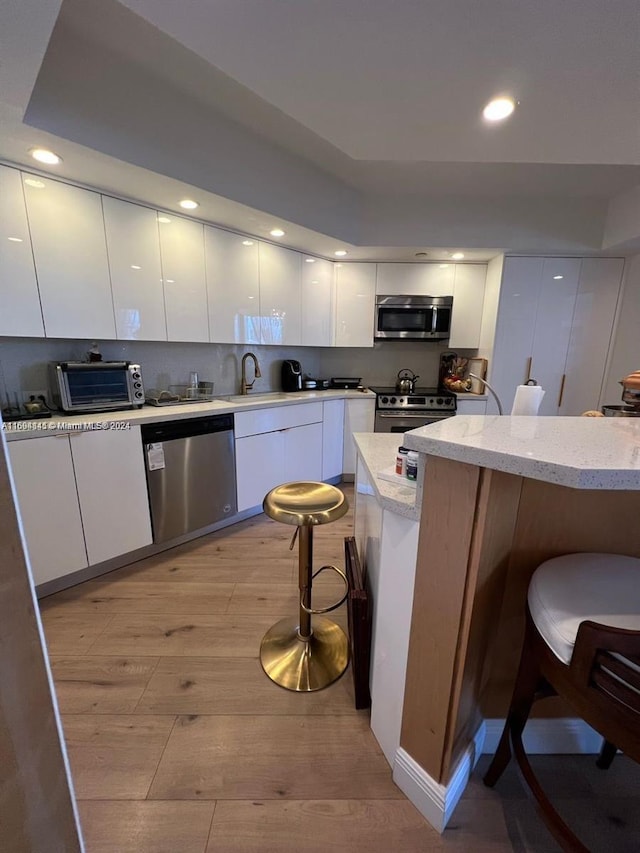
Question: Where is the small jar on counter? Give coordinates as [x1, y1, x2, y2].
[406, 450, 419, 481]
[395, 446, 409, 476]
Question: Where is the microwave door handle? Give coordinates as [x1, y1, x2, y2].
[431, 307, 437, 334]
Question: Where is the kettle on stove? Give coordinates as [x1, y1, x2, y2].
[396, 369, 419, 395]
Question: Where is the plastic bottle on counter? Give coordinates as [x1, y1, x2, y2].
[395, 446, 409, 476]
[406, 450, 419, 481]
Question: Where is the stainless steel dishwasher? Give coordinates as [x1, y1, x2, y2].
[141, 414, 236, 543]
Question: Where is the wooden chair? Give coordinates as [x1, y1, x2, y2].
[483, 552, 640, 852]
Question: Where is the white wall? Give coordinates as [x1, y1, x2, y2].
[601, 253, 640, 405]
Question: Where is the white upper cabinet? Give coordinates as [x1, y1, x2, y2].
[376, 263, 455, 296]
[103, 196, 166, 341]
[448, 264, 487, 349]
[301, 257, 334, 347]
[158, 214, 209, 342]
[205, 227, 260, 344]
[23, 173, 116, 339]
[0, 166, 43, 337]
[258, 242, 301, 345]
[334, 263, 376, 347]
[560, 258, 625, 415]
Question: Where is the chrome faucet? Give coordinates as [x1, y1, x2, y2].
[468, 373, 504, 415]
[240, 352, 262, 395]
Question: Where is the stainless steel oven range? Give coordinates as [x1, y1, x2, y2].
[370, 386, 457, 433]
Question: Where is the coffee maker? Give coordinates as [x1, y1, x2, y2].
[281, 359, 302, 392]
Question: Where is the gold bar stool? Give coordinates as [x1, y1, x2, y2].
[260, 481, 350, 692]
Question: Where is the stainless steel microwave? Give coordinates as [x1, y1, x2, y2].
[375, 295, 453, 341]
[49, 361, 145, 413]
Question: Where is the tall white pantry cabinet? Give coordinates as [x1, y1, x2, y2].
[488, 256, 624, 416]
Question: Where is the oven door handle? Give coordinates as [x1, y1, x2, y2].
[377, 411, 451, 419]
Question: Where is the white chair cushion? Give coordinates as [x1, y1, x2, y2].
[528, 553, 640, 664]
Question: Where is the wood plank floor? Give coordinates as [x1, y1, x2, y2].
[40, 484, 640, 852]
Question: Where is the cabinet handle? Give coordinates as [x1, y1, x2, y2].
[558, 374, 566, 409]
[525, 357, 532, 383]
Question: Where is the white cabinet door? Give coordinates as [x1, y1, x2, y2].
[301, 257, 334, 346]
[343, 397, 376, 475]
[334, 264, 376, 347]
[205, 227, 260, 344]
[236, 430, 285, 512]
[448, 264, 487, 349]
[71, 426, 152, 566]
[158, 214, 209, 342]
[322, 399, 345, 480]
[23, 173, 116, 339]
[529, 258, 580, 415]
[103, 197, 166, 341]
[283, 422, 323, 482]
[8, 436, 88, 585]
[455, 398, 488, 415]
[375, 263, 454, 296]
[258, 243, 301, 345]
[488, 257, 543, 414]
[560, 258, 624, 415]
[0, 167, 43, 337]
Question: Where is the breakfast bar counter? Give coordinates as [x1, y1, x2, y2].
[364, 416, 640, 832]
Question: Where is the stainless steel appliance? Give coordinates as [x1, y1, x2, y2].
[375, 295, 453, 341]
[371, 386, 457, 433]
[141, 414, 237, 543]
[602, 370, 640, 417]
[281, 359, 302, 392]
[49, 361, 145, 413]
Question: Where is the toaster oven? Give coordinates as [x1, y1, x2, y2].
[49, 361, 145, 413]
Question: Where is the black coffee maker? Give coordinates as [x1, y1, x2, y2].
[281, 359, 302, 392]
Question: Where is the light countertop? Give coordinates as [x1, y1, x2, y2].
[403, 415, 640, 490]
[353, 433, 421, 520]
[3, 389, 376, 441]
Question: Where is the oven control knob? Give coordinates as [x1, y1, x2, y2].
[446, 398, 453, 406]
[437, 398, 443, 405]
[398, 397, 404, 404]
[132, 372, 140, 380]
[134, 382, 142, 388]
[135, 391, 144, 398]
[390, 396, 397, 404]
[381, 396, 388, 404]
[429, 398, 434, 405]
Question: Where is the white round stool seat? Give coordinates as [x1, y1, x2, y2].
[528, 553, 640, 664]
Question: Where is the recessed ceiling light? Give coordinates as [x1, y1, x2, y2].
[30, 147, 61, 165]
[311, 280, 319, 284]
[305, 258, 316, 263]
[553, 275, 564, 280]
[334, 250, 348, 257]
[166, 279, 175, 283]
[179, 199, 199, 210]
[451, 252, 465, 260]
[24, 178, 45, 189]
[130, 265, 142, 270]
[482, 97, 516, 122]
[270, 228, 285, 237]
[7, 236, 23, 242]
[157, 216, 171, 224]
[242, 239, 254, 246]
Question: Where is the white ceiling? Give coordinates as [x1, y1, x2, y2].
[1, 0, 639, 260]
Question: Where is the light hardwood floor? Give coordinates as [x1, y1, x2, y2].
[40, 485, 640, 852]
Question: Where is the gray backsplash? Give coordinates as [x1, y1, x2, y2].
[0, 337, 454, 405]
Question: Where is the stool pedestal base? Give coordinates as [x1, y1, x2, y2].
[260, 616, 348, 692]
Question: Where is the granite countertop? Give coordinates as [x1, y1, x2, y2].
[403, 415, 640, 490]
[3, 389, 376, 441]
[353, 433, 421, 520]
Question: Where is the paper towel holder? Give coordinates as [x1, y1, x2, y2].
[525, 378, 539, 386]
[468, 373, 504, 415]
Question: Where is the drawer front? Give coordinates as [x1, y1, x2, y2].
[234, 401, 323, 438]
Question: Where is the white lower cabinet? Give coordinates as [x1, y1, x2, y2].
[455, 397, 488, 415]
[8, 426, 152, 587]
[235, 403, 324, 511]
[343, 397, 376, 475]
[8, 435, 88, 585]
[322, 399, 345, 480]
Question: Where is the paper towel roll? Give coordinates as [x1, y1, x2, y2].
[511, 384, 545, 416]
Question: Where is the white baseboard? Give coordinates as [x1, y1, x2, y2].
[392, 723, 486, 834]
[482, 718, 602, 755]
